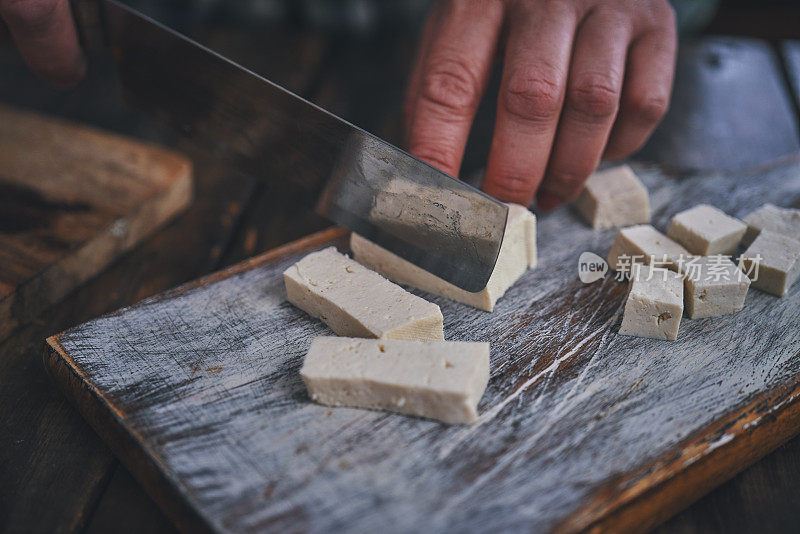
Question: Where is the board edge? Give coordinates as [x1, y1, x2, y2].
[558, 373, 800, 533]
[42, 226, 347, 533]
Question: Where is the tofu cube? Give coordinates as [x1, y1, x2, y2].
[284, 247, 444, 340]
[300, 337, 490, 424]
[607, 224, 690, 275]
[574, 165, 650, 229]
[667, 204, 746, 255]
[619, 265, 684, 341]
[739, 231, 800, 297]
[742, 203, 800, 247]
[676, 256, 750, 319]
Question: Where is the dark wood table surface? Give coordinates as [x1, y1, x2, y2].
[1, 27, 800, 533]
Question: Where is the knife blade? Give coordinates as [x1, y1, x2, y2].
[85, 0, 508, 292]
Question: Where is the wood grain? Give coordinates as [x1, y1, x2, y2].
[0, 105, 193, 341]
[45, 157, 800, 532]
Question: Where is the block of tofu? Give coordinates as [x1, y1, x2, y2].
[619, 265, 684, 341]
[739, 231, 800, 297]
[351, 204, 536, 312]
[607, 225, 690, 274]
[742, 203, 800, 247]
[574, 165, 650, 229]
[667, 204, 746, 255]
[676, 256, 750, 319]
[283, 247, 443, 340]
[300, 337, 490, 424]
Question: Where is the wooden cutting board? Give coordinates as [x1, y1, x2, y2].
[45, 158, 800, 533]
[0, 105, 192, 341]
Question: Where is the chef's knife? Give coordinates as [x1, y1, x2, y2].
[74, 0, 508, 292]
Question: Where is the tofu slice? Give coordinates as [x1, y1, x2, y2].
[739, 230, 800, 297]
[667, 204, 746, 255]
[350, 204, 536, 312]
[619, 265, 684, 341]
[301, 337, 490, 424]
[676, 255, 750, 319]
[607, 224, 690, 274]
[742, 203, 800, 247]
[574, 164, 650, 229]
[284, 247, 443, 340]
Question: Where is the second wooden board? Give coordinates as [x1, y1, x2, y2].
[0, 105, 193, 341]
[46, 157, 800, 533]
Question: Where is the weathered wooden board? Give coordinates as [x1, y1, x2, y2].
[0, 105, 193, 341]
[46, 157, 800, 532]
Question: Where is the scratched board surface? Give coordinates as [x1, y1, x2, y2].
[47, 159, 800, 533]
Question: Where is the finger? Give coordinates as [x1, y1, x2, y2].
[483, 2, 579, 206]
[0, 17, 9, 42]
[536, 9, 631, 210]
[0, 0, 85, 86]
[405, 0, 504, 177]
[604, 22, 676, 159]
[404, 3, 444, 139]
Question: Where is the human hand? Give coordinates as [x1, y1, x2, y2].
[404, 0, 677, 210]
[1, 0, 85, 86]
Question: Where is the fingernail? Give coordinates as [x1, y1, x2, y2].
[536, 191, 565, 212]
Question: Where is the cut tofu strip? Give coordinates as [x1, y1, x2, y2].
[284, 247, 444, 341]
[300, 337, 490, 424]
[351, 204, 537, 312]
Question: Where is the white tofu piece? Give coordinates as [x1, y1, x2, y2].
[351, 204, 536, 312]
[676, 256, 750, 319]
[300, 337, 490, 424]
[607, 224, 690, 274]
[667, 204, 746, 255]
[739, 231, 800, 297]
[742, 203, 800, 247]
[574, 165, 650, 229]
[284, 247, 443, 340]
[619, 265, 684, 341]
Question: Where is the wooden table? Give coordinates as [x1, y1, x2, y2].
[1, 31, 800, 533]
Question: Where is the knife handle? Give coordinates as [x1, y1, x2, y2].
[71, 0, 107, 50]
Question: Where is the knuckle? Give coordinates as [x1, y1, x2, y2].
[502, 66, 563, 123]
[627, 91, 669, 123]
[639, 0, 676, 31]
[1, 0, 61, 31]
[567, 74, 620, 122]
[653, 0, 676, 27]
[486, 173, 535, 203]
[546, 168, 590, 198]
[419, 57, 481, 115]
[408, 142, 459, 174]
